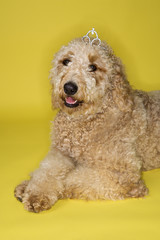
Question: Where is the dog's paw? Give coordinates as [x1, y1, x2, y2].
[127, 180, 149, 198]
[23, 193, 56, 213]
[14, 180, 29, 202]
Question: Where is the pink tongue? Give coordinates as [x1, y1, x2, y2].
[66, 97, 76, 104]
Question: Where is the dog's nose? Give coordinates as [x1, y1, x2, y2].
[64, 82, 78, 95]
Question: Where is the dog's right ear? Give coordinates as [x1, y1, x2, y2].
[49, 68, 59, 109]
[51, 84, 61, 110]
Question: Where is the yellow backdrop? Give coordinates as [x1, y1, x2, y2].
[0, 0, 160, 239]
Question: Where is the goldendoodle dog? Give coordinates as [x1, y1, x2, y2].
[15, 30, 160, 213]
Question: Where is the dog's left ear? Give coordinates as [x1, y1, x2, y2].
[111, 58, 133, 112]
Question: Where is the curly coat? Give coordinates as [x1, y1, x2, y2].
[15, 38, 160, 213]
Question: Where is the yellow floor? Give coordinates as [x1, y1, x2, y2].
[1, 119, 160, 240]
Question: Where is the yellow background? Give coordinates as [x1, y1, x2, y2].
[0, 0, 160, 239]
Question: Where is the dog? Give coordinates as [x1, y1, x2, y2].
[14, 30, 160, 213]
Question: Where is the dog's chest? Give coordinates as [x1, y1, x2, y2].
[52, 113, 107, 163]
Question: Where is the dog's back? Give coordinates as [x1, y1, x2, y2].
[135, 90, 160, 171]
[148, 90, 160, 100]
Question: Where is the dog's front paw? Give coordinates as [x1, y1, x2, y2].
[23, 193, 57, 213]
[14, 180, 29, 202]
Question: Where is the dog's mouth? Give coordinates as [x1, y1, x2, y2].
[64, 96, 82, 108]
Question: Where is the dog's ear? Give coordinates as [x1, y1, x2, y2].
[111, 58, 133, 112]
[49, 73, 59, 109]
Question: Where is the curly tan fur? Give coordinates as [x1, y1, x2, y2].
[15, 38, 160, 212]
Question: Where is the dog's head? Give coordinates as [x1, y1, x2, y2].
[50, 38, 133, 117]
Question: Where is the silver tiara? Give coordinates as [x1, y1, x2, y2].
[82, 28, 101, 46]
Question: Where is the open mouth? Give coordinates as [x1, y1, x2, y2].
[64, 96, 82, 108]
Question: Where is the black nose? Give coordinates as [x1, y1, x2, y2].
[64, 82, 78, 95]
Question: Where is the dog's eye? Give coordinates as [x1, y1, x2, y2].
[62, 59, 71, 66]
[89, 64, 97, 72]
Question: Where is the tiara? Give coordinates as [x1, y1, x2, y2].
[82, 28, 101, 46]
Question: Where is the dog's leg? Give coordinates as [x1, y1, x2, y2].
[105, 143, 149, 200]
[14, 148, 74, 213]
[64, 165, 148, 201]
[64, 166, 105, 200]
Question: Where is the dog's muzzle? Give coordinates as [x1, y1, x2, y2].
[64, 81, 81, 108]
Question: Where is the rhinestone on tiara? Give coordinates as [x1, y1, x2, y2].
[82, 28, 101, 46]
